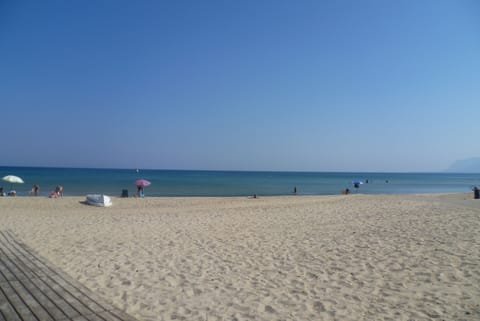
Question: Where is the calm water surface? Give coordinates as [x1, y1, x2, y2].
[1, 167, 478, 197]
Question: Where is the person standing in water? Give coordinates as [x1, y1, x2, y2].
[32, 184, 39, 196]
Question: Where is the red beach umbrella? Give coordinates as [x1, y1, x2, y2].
[135, 179, 151, 187]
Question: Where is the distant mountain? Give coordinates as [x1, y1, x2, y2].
[446, 157, 480, 173]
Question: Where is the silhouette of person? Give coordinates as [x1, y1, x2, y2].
[32, 184, 39, 196]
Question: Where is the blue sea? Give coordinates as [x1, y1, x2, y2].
[1, 166, 479, 197]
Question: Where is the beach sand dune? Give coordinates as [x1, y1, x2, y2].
[1, 194, 479, 320]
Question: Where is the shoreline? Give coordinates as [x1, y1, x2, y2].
[1, 190, 477, 199]
[1, 193, 479, 320]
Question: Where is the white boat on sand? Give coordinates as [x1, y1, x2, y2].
[86, 194, 112, 207]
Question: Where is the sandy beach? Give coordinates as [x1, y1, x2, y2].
[1, 194, 479, 321]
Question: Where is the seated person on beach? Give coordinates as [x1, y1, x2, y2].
[8, 190, 16, 196]
[50, 185, 63, 198]
[343, 188, 351, 195]
[55, 185, 63, 197]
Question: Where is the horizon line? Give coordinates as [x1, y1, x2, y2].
[2, 164, 477, 174]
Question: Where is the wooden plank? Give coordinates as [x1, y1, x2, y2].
[0, 243, 67, 320]
[5, 242, 64, 292]
[71, 315, 103, 321]
[12, 249, 57, 279]
[0, 257, 18, 282]
[1, 247, 50, 280]
[1, 231, 139, 321]
[47, 267, 112, 307]
[0, 252, 32, 282]
[2, 235, 98, 318]
[20, 276, 69, 320]
[49, 274, 106, 313]
[49, 281, 99, 318]
[1, 253, 45, 282]
[0, 268, 9, 284]
[0, 287, 22, 321]
[0, 270, 8, 284]
[0, 281, 37, 321]
[29, 274, 81, 319]
[0, 236, 15, 259]
[0, 237, 51, 280]
[104, 309, 140, 321]
[9, 280, 54, 321]
[98, 310, 126, 321]
[35, 273, 99, 319]
[3, 232, 107, 312]
[1, 242, 81, 320]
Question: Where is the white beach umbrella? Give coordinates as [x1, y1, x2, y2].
[2, 175, 24, 191]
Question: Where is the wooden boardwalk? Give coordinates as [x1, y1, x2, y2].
[0, 230, 138, 321]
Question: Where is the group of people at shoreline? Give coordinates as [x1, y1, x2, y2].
[0, 187, 16, 197]
[1, 182, 145, 198]
[0, 184, 63, 197]
[30, 184, 63, 198]
[2, 182, 358, 198]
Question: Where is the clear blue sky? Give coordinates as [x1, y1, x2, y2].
[1, 0, 479, 172]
